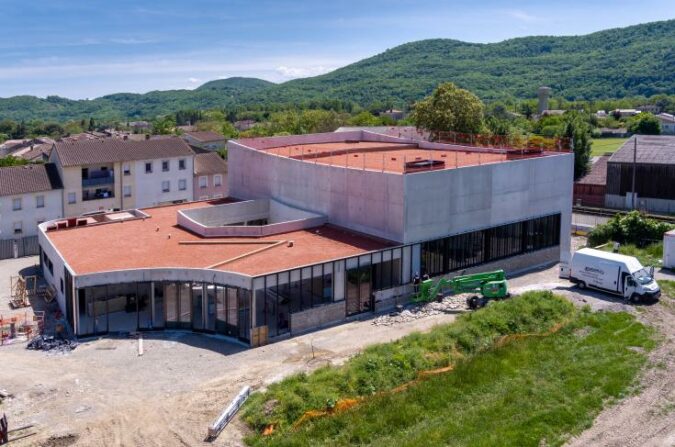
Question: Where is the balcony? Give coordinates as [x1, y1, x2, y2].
[82, 169, 114, 187]
[83, 188, 115, 201]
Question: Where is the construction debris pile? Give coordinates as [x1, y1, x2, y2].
[372, 294, 469, 326]
[26, 335, 77, 353]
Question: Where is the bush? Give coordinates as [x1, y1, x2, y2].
[588, 211, 674, 247]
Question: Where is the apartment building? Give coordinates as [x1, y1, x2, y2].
[0, 164, 63, 239]
[49, 137, 195, 216]
[193, 152, 228, 200]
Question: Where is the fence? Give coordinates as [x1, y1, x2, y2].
[0, 236, 39, 260]
[435, 131, 572, 152]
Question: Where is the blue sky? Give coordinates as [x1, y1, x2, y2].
[0, 0, 672, 99]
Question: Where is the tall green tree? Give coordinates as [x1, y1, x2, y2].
[562, 112, 592, 180]
[627, 113, 661, 135]
[410, 82, 484, 138]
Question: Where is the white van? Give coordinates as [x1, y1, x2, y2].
[564, 248, 661, 303]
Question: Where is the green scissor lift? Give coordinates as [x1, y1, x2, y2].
[415, 270, 509, 307]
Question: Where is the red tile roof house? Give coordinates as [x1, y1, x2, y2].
[193, 152, 228, 200]
[182, 131, 226, 151]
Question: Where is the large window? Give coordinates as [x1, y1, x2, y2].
[421, 214, 561, 277]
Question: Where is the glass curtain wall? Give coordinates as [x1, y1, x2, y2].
[421, 213, 561, 277]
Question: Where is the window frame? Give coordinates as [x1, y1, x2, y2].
[161, 180, 170, 193]
[178, 179, 187, 191]
[36, 195, 45, 209]
[67, 192, 76, 204]
[12, 197, 22, 211]
[145, 162, 153, 174]
[199, 176, 208, 188]
[178, 159, 186, 170]
[162, 160, 169, 172]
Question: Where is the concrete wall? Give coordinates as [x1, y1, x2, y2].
[37, 224, 71, 316]
[193, 173, 228, 200]
[606, 193, 675, 214]
[0, 189, 62, 239]
[177, 199, 327, 237]
[289, 301, 346, 335]
[228, 141, 406, 242]
[73, 267, 252, 291]
[404, 153, 574, 258]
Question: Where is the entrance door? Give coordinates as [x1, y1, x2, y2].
[192, 283, 204, 331]
[164, 283, 179, 329]
[205, 284, 216, 332]
[346, 265, 373, 316]
[238, 290, 250, 342]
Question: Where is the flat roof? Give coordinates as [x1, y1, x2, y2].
[257, 140, 546, 173]
[45, 200, 390, 277]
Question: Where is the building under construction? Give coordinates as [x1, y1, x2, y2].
[38, 130, 573, 345]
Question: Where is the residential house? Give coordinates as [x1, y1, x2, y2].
[611, 109, 641, 118]
[0, 163, 63, 240]
[182, 131, 226, 151]
[50, 137, 195, 216]
[656, 113, 675, 135]
[637, 105, 661, 114]
[234, 119, 256, 131]
[193, 152, 228, 200]
[380, 109, 405, 121]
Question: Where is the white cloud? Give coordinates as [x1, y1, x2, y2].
[188, 77, 201, 83]
[506, 10, 541, 23]
[275, 65, 334, 79]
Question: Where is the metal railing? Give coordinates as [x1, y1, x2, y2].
[82, 174, 114, 187]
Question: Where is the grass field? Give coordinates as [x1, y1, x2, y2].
[661, 280, 675, 299]
[591, 138, 628, 156]
[242, 293, 655, 447]
[598, 242, 663, 267]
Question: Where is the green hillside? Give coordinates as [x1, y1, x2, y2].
[1, 20, 673, 121]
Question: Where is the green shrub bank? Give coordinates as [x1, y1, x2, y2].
[242, 292, 575, 437]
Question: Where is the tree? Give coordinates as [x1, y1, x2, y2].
[627, 113, 661, 135]
[561, 112, 592, 180]
[0, 156, 29, 167]
[221, 121, 238, 139]
[151, 116, 176, 135]
[410, 82, 484, 138]
[348, 111, 381, 126]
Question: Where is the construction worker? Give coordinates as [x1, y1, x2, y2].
[412, 272, 420, 293]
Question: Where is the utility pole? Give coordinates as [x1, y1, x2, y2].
[631, 136, 637, 210]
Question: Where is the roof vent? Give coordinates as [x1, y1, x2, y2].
[287, 241, 294, 247]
